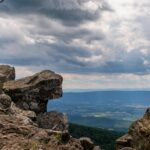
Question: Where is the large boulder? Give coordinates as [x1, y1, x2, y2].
[93, 146, 101, 150]
[36, 111, 68, 131]
[116, 107, 150, 150]
[3, 70, 63, 113]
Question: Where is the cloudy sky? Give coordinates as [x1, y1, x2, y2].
[0, 0, 150, 90]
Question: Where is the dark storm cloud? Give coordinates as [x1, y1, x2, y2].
[0, 0, 150, 77]
[2, 40, 149, 75]
[0, 0, 111, 26]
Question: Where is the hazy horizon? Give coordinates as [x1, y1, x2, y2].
[64, 88, 150, 92]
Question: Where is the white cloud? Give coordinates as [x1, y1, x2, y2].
[15, 66, 35, 79]
[0, 0, 150, 89]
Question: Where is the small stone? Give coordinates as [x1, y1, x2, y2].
[120, 148, 136, 150]
[30, 102, 38, 110]
[22, 102, 29, 110]
[80, 137, 94, 150]
[93, 146, 101, 150]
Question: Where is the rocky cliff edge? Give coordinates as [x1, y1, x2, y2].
[116, 106, 150, 150]
[0, 65, 101, 150]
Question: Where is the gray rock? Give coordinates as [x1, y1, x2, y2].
[36, 111, 68, 131]
[93, 146, 101, 150]
[120, 148, 136, 150]
[10, 102, 36, 120]
[0, 75, 6, 94]
[0, 65, 15, 94]
[0, 93, 12, 110]
[0, 65, 15, 82]
[80, 137, 94, 150]
[3, 70, 63, 113]
[116, 134, 133, 150]
[116, 107, 150, 150]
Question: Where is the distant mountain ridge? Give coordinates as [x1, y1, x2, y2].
[64, 88, 150, 93]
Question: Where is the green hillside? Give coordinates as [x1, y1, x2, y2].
[69, 123, 124, 150]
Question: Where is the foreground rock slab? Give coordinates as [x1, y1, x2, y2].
[0, 92, 98, 150]
[4, 70, 63, 113]
[0, 95, 84, 150]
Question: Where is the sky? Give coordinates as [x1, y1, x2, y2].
[0, 0, 150, 90]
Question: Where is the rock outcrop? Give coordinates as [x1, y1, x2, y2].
[116, 107, 150, 150]
[0, 65, 100, 150]
[3, 70, 63, 113]
[0, 65, 15, 82]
